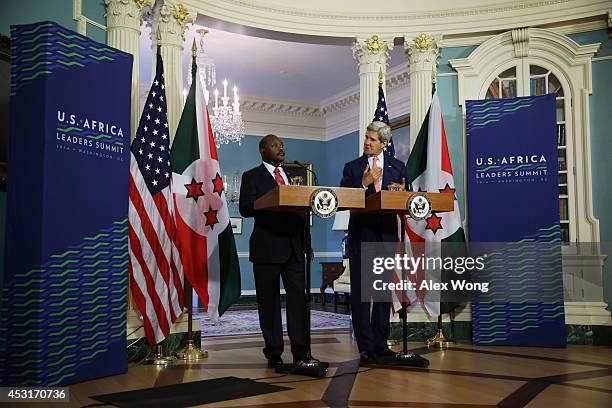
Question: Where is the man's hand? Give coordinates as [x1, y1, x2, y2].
[362, 165, 382, 187]
[387, 177, 406, 191]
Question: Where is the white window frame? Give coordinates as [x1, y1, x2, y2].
[450, 28, 601, 243]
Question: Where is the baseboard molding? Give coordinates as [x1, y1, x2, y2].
[389, 301, 611, 326]
[389, 321, 612, 345]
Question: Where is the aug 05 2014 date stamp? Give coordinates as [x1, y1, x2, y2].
[0, 387, 69, 403]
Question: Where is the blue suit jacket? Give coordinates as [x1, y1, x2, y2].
[340, 155, 407, 244]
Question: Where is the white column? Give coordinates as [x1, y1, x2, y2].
[149, 2, 192, 141]
[105, 0, 147, 140]
[405, 33, 440, 147]
[352, 35, 393, 156]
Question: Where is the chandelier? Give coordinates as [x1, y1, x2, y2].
[193, 28, 245, 148]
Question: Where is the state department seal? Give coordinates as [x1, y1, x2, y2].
[310, 188, 339, 219]
[407, 193, 431, 220]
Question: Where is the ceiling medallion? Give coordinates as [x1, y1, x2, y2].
[173, 4, 189, 24]
[414, 33, 435, 50]
[366, 35, 385, 53]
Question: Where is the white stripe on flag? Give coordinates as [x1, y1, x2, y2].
[128, 198, 174, 337]
[127, 229, 166, 343]
[130, 157, 183, 318]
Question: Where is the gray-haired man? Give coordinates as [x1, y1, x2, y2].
[340, 121, 406, 363]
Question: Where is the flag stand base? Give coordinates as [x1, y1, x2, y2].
[144, 345, 177, 365]
[425, 329, 456, 348]
[176, 339, 208, 361]
[387, 351, 430, 367]
[425, 315, 456, 348]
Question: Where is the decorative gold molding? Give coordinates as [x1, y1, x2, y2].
[366, 35, 385, 53]
[173, 4, 189, 24]
[414, 33, 435, 50]
[134, 0, 149, 7]
[390, 117, 410, 131]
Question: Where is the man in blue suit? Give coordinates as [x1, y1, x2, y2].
[340, 121, 406, 363]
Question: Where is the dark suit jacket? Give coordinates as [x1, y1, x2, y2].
[340, 155, 407, 244]
[239, 164, 307, 264]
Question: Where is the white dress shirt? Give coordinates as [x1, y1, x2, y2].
[263, 161, 289, 185]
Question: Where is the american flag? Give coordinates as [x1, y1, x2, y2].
[128, 51, 184, 345]
[373, 83, 395, 158]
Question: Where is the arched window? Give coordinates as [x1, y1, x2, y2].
[451, 28, 600, 244]
[484, 64, 570, 242]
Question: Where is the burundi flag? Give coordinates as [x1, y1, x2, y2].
[170, 55, 241, 321]
[403, 91, 465, 316]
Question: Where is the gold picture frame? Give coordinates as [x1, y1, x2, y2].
[283, 162, 314, 186]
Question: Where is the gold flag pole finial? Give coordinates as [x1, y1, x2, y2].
[191, 38, 197, 57]
[156, 27, 161, 47]
[378, 67, 384, 86]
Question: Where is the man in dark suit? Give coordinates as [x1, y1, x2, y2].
[340, 121, 406, 363]
[239, 134, 308, 367]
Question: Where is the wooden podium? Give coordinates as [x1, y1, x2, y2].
[253, 185, 364, 371]
[253, 187, 454, 366]
[254, 185, 365, 211]
[361, 190, 454, 213]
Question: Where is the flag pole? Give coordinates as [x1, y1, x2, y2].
[425, 314, 455, 348]
[424, 73, 456, 349]
[176, 39, 209, 362]
[176, 39, 209, 361]
[175, 280, 208, 360]
[144, 342, 177, 365]
[142, 28, 179, 365]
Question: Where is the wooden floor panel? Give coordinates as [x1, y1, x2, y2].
[5, 329, 611, 407]
[526, 383, 612, 408]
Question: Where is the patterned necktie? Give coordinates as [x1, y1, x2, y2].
[372, 157, 382, 192]
[273, 167, 286, 185]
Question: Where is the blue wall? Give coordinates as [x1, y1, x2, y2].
[574, 30, 612, 306]
[1, 3, 609, 304]
[217, 132, 360, 291]
[1, 0, 107, 288]
[1, 0, 106, 44]
[436, 35, 612, 306]
[436, 46, 477, 218]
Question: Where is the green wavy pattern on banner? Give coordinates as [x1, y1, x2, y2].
[0, 219, 128, 386]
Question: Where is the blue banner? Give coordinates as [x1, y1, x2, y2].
[1, 21, 133, 385]
[466, 94, 565, 347]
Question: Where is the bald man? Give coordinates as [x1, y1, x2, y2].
[239, 134, 309, 368]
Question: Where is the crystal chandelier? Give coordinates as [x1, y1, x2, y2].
[193, 28, 245, 148]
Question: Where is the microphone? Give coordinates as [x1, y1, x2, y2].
[291, 160, 319, 186]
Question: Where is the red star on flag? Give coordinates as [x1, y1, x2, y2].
[438, 183, 456, 200]
[184, 178, 205, 202]
[212, 173, 224, 197]
[203, 205, 219, 229]
[425, 213, 443, 235]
